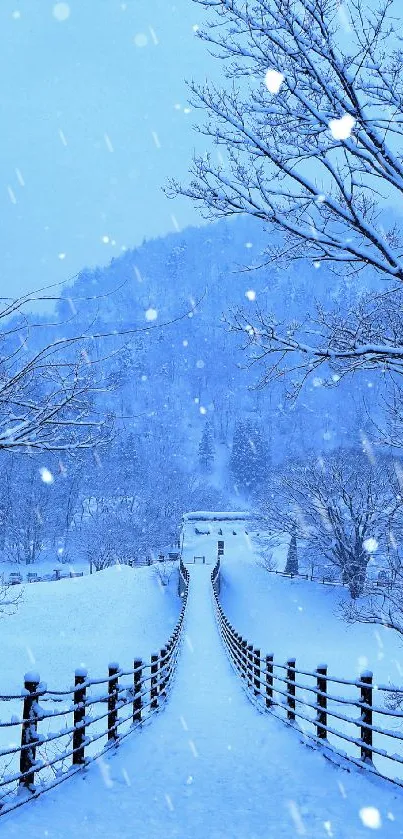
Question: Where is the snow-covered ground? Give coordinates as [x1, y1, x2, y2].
[2, 563, 179, 695]
[3, 518, 403, 836]
[1, 555, 90, 586]
[220, 544, 403, 685]
[184, 518, 403, 683]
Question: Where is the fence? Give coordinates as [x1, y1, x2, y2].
[266, 568, 390, 590]
[268, 569, 346, 586]
[0, 559, 190, 817]
[211, 558, 403, 787]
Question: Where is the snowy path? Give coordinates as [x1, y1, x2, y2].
[4, 566, 403, 837]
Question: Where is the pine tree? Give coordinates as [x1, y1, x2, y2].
[285, 526, 298, 575]
[230, 419, 269, 494]
[198, 422, 214, 471]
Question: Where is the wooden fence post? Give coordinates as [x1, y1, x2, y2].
[73, 667, 87, 764]
[160, 647, 168, 700]
[266, 654, 274, 708]
[253, 649, 261, 697]
[133, 659, 143, 725]
[151, 653, 159, 710]
[247, 644, 254, 688]
[359, 671, 373, 763]
[19, 672, 40, 790]
[108, 663, 119, 742]
[286, 658, 296, 721]
[241, 640, 248, 679]
[316, 664, 327, 740]
[235, 633, 242, 672]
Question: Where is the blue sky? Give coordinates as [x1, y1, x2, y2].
[1, 0, 213, 299]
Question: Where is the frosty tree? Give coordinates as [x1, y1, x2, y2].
[199, 421, 215, 471]
[230, 418, 269, 493]
[0, 287, 111, 452]
[173, 0, 403, 382]
[261, 449, 401, 597]
[0, 283, 199, 453]
[285, 525, 298, 575]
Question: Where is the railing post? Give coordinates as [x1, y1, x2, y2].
[286, 657, 296, 721]
[265, 654, 274, 708]
[316, 664, 327, 740]
[241, 640, 248, 680]
[73, 667, 87, 764]
[253, 649, 261, 697]
[359, 670, 373, 763]
[133, 658, 143, 725]
[151, 653, 159, 710]
[20, 672, 40, 790]
[160, 647, 168, 701]
[247, 644, 254, 688]
[108, 662, 119, 742]
[235, 633, 242, 673]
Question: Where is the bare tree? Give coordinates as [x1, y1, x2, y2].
[172, 0, 403, 381]
[0, 283, 203, 452]
[260, 448, 402, 597]
[343, 578, 403, 639]
[0, 286, 113, 452]
[0, 576, 22, 617]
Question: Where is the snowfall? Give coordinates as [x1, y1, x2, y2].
[3, 517, 403, 837]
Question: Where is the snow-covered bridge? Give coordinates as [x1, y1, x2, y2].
[3, 519, 403, 837]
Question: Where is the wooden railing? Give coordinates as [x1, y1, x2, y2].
[0, 559, 190, 817]
[211, 558, 403, 787]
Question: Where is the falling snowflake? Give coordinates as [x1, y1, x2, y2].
[363, 537, 378, 553]
[359, 807, 382, 830]
[134, 33, 148, 47]
[196, 359, 205, 369]
[329, 113, 356, 140]
[145, 308, 158, 322]
[7, 186, 17, 205]
[40, 467, 54, 485]
[149, 26, 159, 45]
[53, 2, 70, 22]
[151, 131, 161, 148]
[264, 69, 284, 94]
[245, 289, 256, 301]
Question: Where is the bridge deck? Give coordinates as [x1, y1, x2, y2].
[4, 561, 403, 837]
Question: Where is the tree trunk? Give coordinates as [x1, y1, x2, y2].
[285, 529, 298, 575]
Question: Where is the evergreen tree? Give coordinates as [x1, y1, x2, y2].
[230, 419, 269, 494]
[285, 526, 298, 575]
[198, 422, 214, 472]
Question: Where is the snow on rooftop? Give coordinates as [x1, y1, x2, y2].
[182, 511, 253, 521]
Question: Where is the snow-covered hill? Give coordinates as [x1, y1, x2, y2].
[1, 563, 179, 696]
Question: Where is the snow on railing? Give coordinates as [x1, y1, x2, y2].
[0, 559, 190, 817]
[211, 559, 403, 787]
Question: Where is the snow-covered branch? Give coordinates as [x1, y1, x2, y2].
[172, 0, 403, 378]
